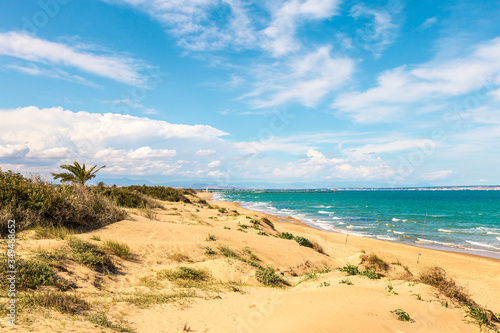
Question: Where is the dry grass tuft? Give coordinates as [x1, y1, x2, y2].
[23, 291, 89, 314]
[360, 253, 388, 271]
[419, 266, 472, 305]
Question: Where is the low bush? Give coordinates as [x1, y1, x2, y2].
[255, 267, 289, 287]
[23, 291, 89, 314]
[419, 267, 472, 305]
[0, 254, 56, 290]
[294, 236, 313, 248]
[0, 169, 126, 234]
[280, 232, 294, 240]
[68, 238, 115, 273]
[103, 240, 131, 259]
[339, 263, 359, 276]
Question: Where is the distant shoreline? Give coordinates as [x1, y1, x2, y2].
[207, 186, 500, 193]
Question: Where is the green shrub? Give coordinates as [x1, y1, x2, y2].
[339, 278, 353, 285]
[255, 267, 289, 287]
[87, 311, 134, 332]
[219, 246, 238, 258]
[68, 238, 115, 273]
[0, 169, 126, 233]
[280, 232, 294, 240]
[340, 263, 359, 275]
[206, 234, 217, 241]
[391, 309, 411, 321]
[204, 246, 217, 255]
[294, 236, 313, 248]
[157, 266, 210, 282]
[359, 269, 380, 279]
[0, 254, 56, 290]
[103, 240, 131, 259]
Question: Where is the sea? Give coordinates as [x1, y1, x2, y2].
[213, 191, 500, 259]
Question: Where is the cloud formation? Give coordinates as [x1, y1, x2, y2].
[0, 31, 145, 85]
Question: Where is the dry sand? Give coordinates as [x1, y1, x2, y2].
[2, 191, 499, 332]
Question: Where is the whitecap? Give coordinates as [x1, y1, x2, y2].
[466, 241, 500, 250]
[393, 231, 405, 235]
[392, 218, 401, 222]
[438, 229, 455, 233]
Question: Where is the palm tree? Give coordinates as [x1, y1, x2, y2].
[52, 161, 106, 186]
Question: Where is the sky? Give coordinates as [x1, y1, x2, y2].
[0, 0, 500, 187]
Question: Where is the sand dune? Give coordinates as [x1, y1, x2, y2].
[3, 192, 499, 332]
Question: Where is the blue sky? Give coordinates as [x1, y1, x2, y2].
[1, 0, 500, 187]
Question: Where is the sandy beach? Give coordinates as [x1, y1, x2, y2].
[3, 191, 499, 332]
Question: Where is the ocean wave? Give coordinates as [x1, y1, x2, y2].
[465, 241, 500, 250]
[318, 210, 334, 214]
[417, 238, 458, 247]
[438, 229, 456, 233]
[393, 231, 405, 235]
[377, 235, 398, 241]
[391, 218, 408, 222]
[497, 237, 500, 243]
[331, 217, 342, 220]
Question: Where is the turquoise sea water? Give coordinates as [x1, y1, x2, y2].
[214, 191, 500, 259]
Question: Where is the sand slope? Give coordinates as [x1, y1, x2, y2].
[2, 192, 499, 332]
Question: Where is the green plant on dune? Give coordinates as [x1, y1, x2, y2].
[294, 236, 313, 248]
[255, 266, 289, 287]
[339, 263, 359, 275]
[280, 232, 294, 240]
[52, 161, 105, 186]
[391, 309, 411, 321]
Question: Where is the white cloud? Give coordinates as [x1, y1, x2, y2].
[195, 149, 217, 156]
[333, 37, 500, 122]
[207, 160, 221, 168]
[345, 139, 439, 161]
[419, 17, 437, 30]
[262, 0, 342, 56]
[479, 179, 489, 183]
[95, 146, 176, 161]
[4, 64, 100, 88]
[0, 144, 30, 159]
[248, 47, 354, 108]
[421, 169, 455, 181]
[349, 4, 400, 57]
[271, 148, 394, 180]
[0, 31, 144, 85]
[0, 106, 227, 175]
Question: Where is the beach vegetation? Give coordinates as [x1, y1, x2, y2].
[167, 252, 190, 262]
[31, 225, 73, 240]
[339, 278, 353, 285]
[103, 240, 131, 259]
[250, 219, 260, 225]
[142, 204, 159, 220]
[219, 246, 238, 258]
[412, 293, 422, 300]
[0, 169, 126, 234]
[204, 246, 217, 255]
[158, 266, 210, 282]
[114, 290, 196, 308]
[261, 217, 274, 229]
[340, 263, 359, 275]
[310, 240, 325, 254]
[465, 305, 498, 330]
[360, 253, 388, 271]
[224, 226, 231, 230]
[391, 309, 411, 321]
[255, 266, 290, 287]
[87, 311, 135, 332]
[419, 267, 472, 305]
[218, 208, 226, 213]
[251, 225, 260, 230]
[359, 269, 380, 279]
[206, 234, 217, 241]
[52, 161, 105, 186]
[90, 234, 101, 241]
[258, 231, 267, 236]
[23, 290, 89, 314]
[68, 237, 115, 273]
[182, 323, 192, 332]
[280, 232, 294, 240]
[294, 236, 313, 248]
[0, 254, 56, 290]
[319, 281, 331, 287]
[238, 223, 250, 229]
